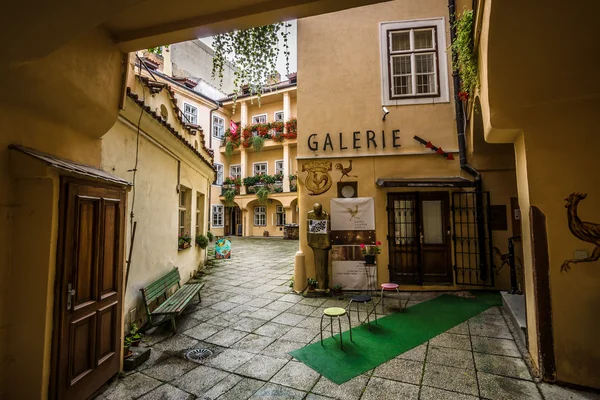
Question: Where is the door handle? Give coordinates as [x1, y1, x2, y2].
[420, 232, 424, 244]
[67, 283, 76, 310]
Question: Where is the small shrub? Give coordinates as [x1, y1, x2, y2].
[195, 234, 209, 249]
[207, 231, 214, 242]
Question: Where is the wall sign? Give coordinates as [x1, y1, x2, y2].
[301, 160, 333, 195]
[307, 130, 401, 152]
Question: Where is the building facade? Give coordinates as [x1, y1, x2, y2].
[295, 0, 519, 292]
[211, 79, 299, 238]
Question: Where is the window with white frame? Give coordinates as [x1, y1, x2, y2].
[215, 163, 224, 185]
[253, 162, 267, 176]
[274, 111, 284, 122]
[275, 160, 284, 177]
[212, 205, 224, 228]
[213, 115, 225, 139]
[254, 206, 266, 226]
[276, 205, 286, 226]
[380, 18, 449, 106]
[196, 193, 204, 236]
[183, 103, 198, 125]
[252, 114, 267, 124]
[179, 187, 191, 236]
[230, 165, 241, 179]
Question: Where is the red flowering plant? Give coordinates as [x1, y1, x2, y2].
[224, 129, 241, 147]
[360, 241, 382, 256]
[284, 118, 297, 139]
[270, 121, 284, 134]
[458, 91, 469, 102]
[272, 132, 285, 143]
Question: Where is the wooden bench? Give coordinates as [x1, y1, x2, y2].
[140, 268, 204, 332]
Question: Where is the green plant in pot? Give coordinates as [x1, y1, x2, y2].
[195, 234, 209, 249]
[207, 231, 214, 242]
[307, 277, 318, 290]
[360, 241, 382, 264]
[123, 336, 133, 358]
[128, 323, 143, 347]
[256, 186, 270, 205]
[223, 189, 236, 206]
[332, 284, 343, 296]
[251, 135, 266, 154]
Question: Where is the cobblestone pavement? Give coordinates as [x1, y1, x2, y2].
[96, 237, 599, 400]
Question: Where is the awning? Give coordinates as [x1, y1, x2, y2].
[376, 177, 476, 188]
[9, 145, 132, 186]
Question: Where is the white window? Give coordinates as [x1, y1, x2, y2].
[254, 206, 266, 226]
[215, 163, 224, 185]
[276, 205, 286, 226]
[196, 193, 204, 236]
[380, 18, 449, 106]
[252, 114, 267, 124]
[253, 162, 267, 176]
[178, 187, 191, 236]
[230, 165, 241, 179]
[274, 111, 284, 122]
[213, 115, 225, 139]
[275, 160, 284, 177]
[212, 205, 224, 228]
[183, 103, 198, 125]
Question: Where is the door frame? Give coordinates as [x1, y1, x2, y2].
[419, 191, 453, 284]
[49, 177, 127, 400]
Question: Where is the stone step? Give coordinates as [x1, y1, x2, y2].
[501, 291, 527, 346]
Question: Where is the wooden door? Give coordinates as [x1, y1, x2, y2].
[52, 179, 126, 400]
[224, 208, 231, 235]
[387, 193, 421, 284]
[419, 192, 452, 284]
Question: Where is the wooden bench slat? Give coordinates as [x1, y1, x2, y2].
[141, 269, 181, 303]
[151, 283, 203, 315]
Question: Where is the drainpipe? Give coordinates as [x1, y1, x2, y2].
[207, 102, 220, 239]
[449, 0, 488, 281]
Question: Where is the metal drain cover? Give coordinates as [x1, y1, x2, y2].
[185, 348, 213, 363]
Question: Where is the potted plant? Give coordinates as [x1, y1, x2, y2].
[178, 231, 192, 250]
[128, 323, 143, 347]
[123, 336, 133, 359]
[195, 234, 209, 249]
[332, 284, 343, 296]
[207, 231, 214, 242]
[360, 241, 382, 264]
[307, 278, 318, 290]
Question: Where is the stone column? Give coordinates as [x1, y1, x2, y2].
[283, 144, 290, 192]
[240, 101, 248, 128]
[240, 148, 247, 195]
[283, 92, 291, 131]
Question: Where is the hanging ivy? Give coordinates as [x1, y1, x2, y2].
[211, 22, 292, 112]
[451, 10, 478, 99]
[147, 46, 169, 56]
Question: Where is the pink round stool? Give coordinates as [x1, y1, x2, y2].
[380, 283, 402, 311]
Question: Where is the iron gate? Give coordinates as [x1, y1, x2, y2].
[451, 191, 495, 286]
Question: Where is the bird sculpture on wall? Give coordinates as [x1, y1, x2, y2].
[347, 205, 359, 221]
[335, 160, 358, 182]
[562, 192, 600, 272]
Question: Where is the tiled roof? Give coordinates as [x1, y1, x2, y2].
[126, 81, 215, 175]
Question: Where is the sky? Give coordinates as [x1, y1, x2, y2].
[199, 20, 298, 79]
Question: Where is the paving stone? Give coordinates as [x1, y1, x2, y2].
[229, 305, 261, 318]
[469, 321, 513, 339]
[396, 344, 427, 362]
[229, 294, 255, 304]
[478, 371, 542, 400]
[538, 382, 600, 400]
[311, 374, 370, 400]
[250, 308, 282, 321]
[142, 356, 198, 382]
[279, 294, 304, 303]
[235, 354, 289, 381]
[245, 297, 275, 308]
[269, 360, 320, 391]
[447, 322, 470, 335]
[137, 383, 194, 400]
[172, 365, 230, 396]
[263, 338, 304, 360]
[176, 317, 202, 332]
[288, 304, 319, 316]
[183, 322, 222, 341]
[474, 353, 531, 380]
[427, 346, 474, 370]
[299, 297, 328, 306]
[471, 336, 521, 358]
[137, 347, 170, 371]
[231, 333, 276, 354]
[152, 335, 199, 354]
[205, 348, 255, 372]
[362, 377, 419, 400]
[419, 386, 478, 400]
[296, 316, 330, 330]
[260, 292, 286, 301]
[429, 333, 472, 351]
[204, 328, 248, 347]
[199, 374, 243, 400]
[248, 382, 305, 400]
[205, 312, 239, 328]
[230, 317, 267, 333]
[254, 322, 292, 339]
[280, 327, 315, 344]
[306, 394, 336, 400]
[210, 301, 240, 312]
[422, 363, 478, 396]
[271, 313, 306, 326]
[373, 358, 424, 384]
[97, 372, 162, 400]
[213, 377, 264, 400]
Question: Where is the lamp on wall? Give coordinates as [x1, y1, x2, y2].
[382, 106, 390, 121]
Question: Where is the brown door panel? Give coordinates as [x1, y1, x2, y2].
[54, 179, 126, 400]
[419, 192, 452, 284]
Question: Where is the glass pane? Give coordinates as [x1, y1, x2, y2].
[391, 31, 410, 51]
[417, 73, 436, 94]
[414, 29, 434, 50]
[394, 199, 415, 244]
[393, 76, 412, 96]
[392, 55, 411, 75]
[415, 53, 434, 73]
[422, 200, 443, 244]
